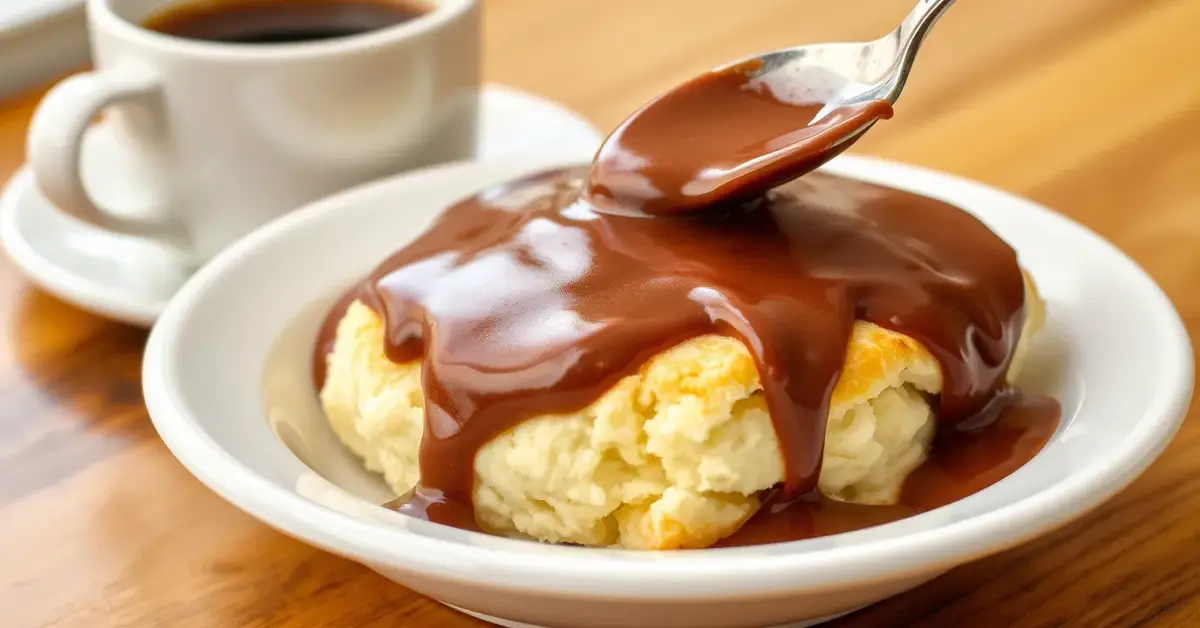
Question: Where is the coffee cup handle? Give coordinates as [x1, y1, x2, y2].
[26, 67, 188, 248]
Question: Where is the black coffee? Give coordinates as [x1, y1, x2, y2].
[143, 0, 430, 44]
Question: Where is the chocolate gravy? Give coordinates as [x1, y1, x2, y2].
[584, 61, 894, 216]
[313, 50, 1062, 545]
[316, 165, 1054, 529]
[717, 391, 1060, 546]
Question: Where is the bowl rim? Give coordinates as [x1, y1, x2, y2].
[142, 154, 1194, 599]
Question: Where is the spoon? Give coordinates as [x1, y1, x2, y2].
[585, 0, 957, 216]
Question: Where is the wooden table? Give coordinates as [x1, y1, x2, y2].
[2, 1, 1197, 626]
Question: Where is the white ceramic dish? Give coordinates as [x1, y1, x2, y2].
[142, 154, 1193, 628]
[0, 85, 603, 327]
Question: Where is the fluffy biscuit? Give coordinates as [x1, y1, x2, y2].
[320, 275, 1043, 549]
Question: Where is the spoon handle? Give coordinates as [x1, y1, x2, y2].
[884, 0, 957, 102]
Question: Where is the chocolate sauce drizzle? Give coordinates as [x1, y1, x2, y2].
[584, 61, 894, 216]
[320, 164, 1032, 505]
[314, 61, 1061, 545]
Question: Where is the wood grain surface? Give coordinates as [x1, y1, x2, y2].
[1, 0, 1197, 626]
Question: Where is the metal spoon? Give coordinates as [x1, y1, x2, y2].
[585, 0, 957, 215]
[748, 0, 956, 120]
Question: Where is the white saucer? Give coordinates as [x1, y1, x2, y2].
[0, 84, 604, 327]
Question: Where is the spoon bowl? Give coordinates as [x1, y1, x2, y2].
[584, 0, 956, 215]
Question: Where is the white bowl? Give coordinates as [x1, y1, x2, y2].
[142, 154, 1194, 628]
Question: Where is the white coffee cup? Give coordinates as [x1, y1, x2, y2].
[27, 0, 479, 265]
